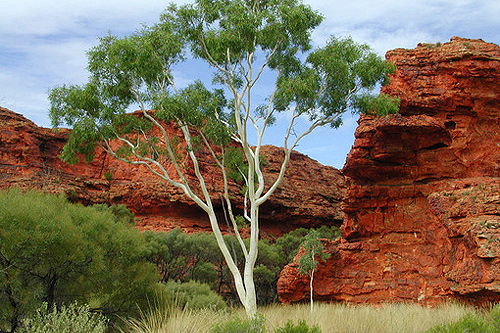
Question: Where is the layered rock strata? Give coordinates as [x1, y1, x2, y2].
[0, 107, 345, 236]
[278, 37, 500, 305]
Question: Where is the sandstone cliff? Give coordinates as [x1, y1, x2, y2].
[0, 107, 345, 236]
[278, 37, 500, 305]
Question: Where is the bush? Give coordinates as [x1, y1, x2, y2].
[144, 229, 221, 287]
[210, 314, 267, 333]
[18, 302, 107, 333]
[425, 313, 497, 333]
[274, 320, 321, 333]
[164, 280, 227, 310]
[0, 189, 160, 330]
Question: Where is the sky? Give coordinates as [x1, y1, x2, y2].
[1, 0, 500, 169]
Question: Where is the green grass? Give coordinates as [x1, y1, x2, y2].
[119, 302, 476, 333]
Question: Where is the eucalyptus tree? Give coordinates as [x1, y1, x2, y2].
[298, 229, 331, 318]
[49, 0, 399, 317]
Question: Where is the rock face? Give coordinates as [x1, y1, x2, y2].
[0, 106, 345, 236]
[278, 37, 500, 305]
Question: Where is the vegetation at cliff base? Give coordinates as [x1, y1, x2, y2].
[424, 304, 500, 333]
[0, 188, 340, 332]
[2, 189, 500, 332]
[143, 225, 339, 306]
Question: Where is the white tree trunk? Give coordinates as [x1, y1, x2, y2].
[310, 269, 314, 317]
[206, 208, 258, 318]
[310, 247, 315, 318]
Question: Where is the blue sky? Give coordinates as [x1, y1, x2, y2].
[1, 0, 500, 168]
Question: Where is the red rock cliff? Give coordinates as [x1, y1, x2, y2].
[0, 107, 345, 236]
[278, 37, 500, 305]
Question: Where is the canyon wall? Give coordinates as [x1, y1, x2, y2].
[0, 106, 345, 236]
[278, 37, 500, 305]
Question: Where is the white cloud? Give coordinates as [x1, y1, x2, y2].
[0, 0, 179, 37]
[311, 0, 500, 55]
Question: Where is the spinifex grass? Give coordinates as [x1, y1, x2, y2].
[260, 302, 475, 333]
[121, 302, 476, 333]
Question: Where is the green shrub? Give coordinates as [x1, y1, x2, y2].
[425, 313, 496, 333]
[144, 229, 221, 286]
[164, 280, 227, 310]
[93, 203, 137, 225]
[274, 320, 321, 333]
[210, 314, 267, 333]
[0, 189, 160, 330]
[18, 302, 107, 333]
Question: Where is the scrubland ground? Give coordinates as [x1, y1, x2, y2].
[121, 302, 476, 333]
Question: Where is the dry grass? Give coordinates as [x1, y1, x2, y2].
[120, 302, 476, 333]
[260, 302, 475, 333]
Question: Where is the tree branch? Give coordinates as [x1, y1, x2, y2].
[198, 132, 249, 258]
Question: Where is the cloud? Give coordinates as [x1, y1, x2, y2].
[0, 0, 177, 37]
[310, 0, 500, 55]
[0, 0, 188, 126]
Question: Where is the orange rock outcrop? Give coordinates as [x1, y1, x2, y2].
[0, 107, 345, 236]
[278, 37, 500, 305]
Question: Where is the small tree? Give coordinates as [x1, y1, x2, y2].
[0, 189, 159, 331]
[298, 229, 330, 317]
[48, 0, 398, 317]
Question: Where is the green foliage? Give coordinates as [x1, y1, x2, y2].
[224, 146, 248, 184]
[18, 302, 107, 333]
[424, 313, 496, 333]
[163, 280, 227, 310]
[210, 314, 267, 333]
[490, 304, 500, 331]
[143, 229, 221, 287]
[274, 320, 321, 333]
[275, 226, 339, 264]
[103, 170, 114, 180]
[155, 81, 229, 140]
[143, 227, 339, 306]
[352, 93, 400, 117]
[0, 189, 159, 331]
[49, 0, 398, 167]
[48, 18, 230, 165]
[296, 229, 332, 316]
[424, 304, 500, 333]
[92, 203, 137, 225]
[274, 36, 399, 123]
[171, 0, 323, 66]
[144, 229, 278, 304]
[298, 230, 331, 276]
